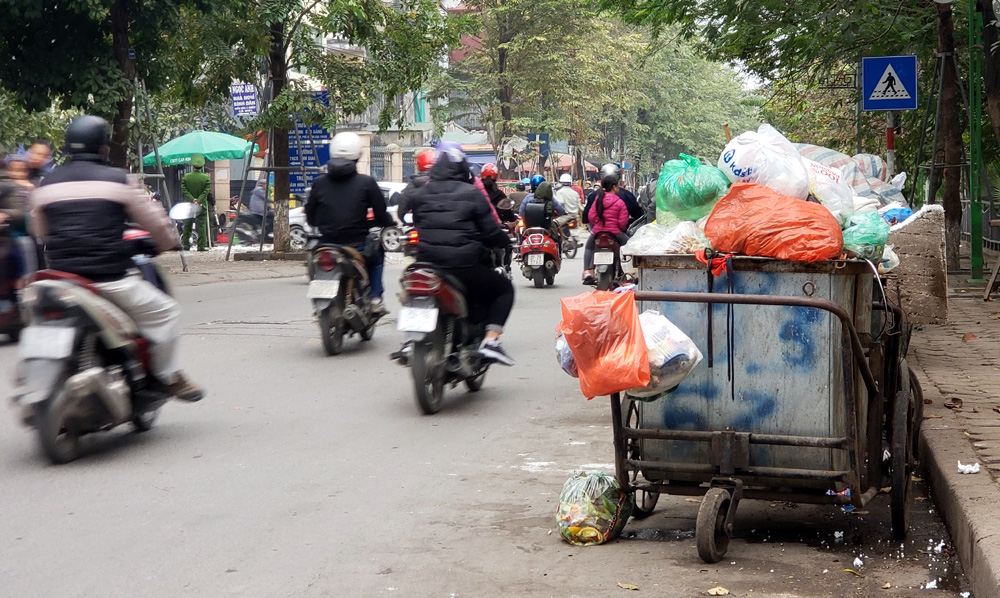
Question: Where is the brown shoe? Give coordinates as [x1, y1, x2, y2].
[158, 373, 205, 403]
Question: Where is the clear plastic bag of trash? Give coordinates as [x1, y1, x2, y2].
[627, 311, 703, 400]
[803, 158, 854, 226]
[654, 154, 731, 221]
[842, 211, 890, 260]
[556, 471, 633, 546]
[718, 124, 810, 200]
[555, 334, 578, 378]
[621, 221, 710, 257]
[879, 245, 900, 273]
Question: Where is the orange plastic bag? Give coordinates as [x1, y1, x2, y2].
[556, 290, 650, 399]
[704, 182, 843, 262]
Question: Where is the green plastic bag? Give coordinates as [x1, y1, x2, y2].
[556, 472, 633, 545]
[842, 211, 890, 260]
[655, 154, 731, 222]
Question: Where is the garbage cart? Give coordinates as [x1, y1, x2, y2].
[610, 254, 922, 563]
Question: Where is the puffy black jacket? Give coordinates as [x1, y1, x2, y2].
[306, 158, 392, 245]
[396, 173, 429, 221]
[483, 180, 515, 223]
[411, 158, 508, 269]
[32, 155, 179, 281]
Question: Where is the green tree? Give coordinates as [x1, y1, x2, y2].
[0, 0, 219, 167]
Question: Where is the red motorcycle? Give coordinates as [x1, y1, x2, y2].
[518, 204, 561, 288]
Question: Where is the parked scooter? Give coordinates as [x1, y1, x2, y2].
[9, 211, 191, 464]
[307, 233, 382, 356]
[392, 261, 492, 415]
[518, 203, 561, 288]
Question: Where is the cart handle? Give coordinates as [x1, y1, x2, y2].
[632, 290, 878, 400]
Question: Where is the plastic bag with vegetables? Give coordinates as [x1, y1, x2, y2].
[655, 154, 731, 222]
[621, 221, 711, 256]
[556, 471, 634, 546]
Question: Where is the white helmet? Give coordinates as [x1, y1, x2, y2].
[329, 132, 362, 161]
[559, 173, 572, 184]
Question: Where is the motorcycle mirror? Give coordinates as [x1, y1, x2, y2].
[168, 202, 203, 221]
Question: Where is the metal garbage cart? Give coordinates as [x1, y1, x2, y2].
[611, 254, 922, 563]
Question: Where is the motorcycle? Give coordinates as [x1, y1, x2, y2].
[590, 231, 624, 291]
[393, 261, 491, 415]
[8, 213, 191, 464]
[307, 233, 382, 356]
[555, 215, 578, 259]
[518, 204, 560, 288]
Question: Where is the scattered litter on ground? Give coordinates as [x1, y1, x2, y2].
[963, 333, 977, 342]
[706, 587, 729, 596]
[881, 582, 891, 589]
[617, 582, 640, 591]
[944, 397, 964, 409]
[844, 569, 861, 577]
[853, 557, 864, 568]
[925, 579, 938, 589]
[957, 461, 981, 474]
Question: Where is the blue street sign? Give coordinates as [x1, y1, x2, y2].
[287, 92, 333, 194]
[526, 133, 550, 158]
[229, 83, 258, 117]
[862, 56, 918, 111]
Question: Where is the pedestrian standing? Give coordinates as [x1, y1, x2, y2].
[181, 154, 211, 251]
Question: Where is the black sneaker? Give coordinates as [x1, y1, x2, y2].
[370, 299, 388, 317]
[479, 339, 515, 366]
[153, 373, 205, 403]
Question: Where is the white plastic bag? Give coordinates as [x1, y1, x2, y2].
[852, 195, 880, 214]
[890, 172, 907, 190]
[555, 334, 578, 378]
[879, 244, 900, 273]
[627, 310, 703, 399]
[621, 222, 710, 257]
[803, 158, 854, 226]
[718, 124, 810, 199]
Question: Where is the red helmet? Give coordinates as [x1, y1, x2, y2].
[416, 150, 436, 172]
[481, 163, 499, 178]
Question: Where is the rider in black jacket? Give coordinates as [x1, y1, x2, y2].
[409, 143, 516, 366]
[306, 132, 394, 313]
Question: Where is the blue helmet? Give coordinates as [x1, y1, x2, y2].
[435, 140, 466, 164]
[529, 174, 545, 190]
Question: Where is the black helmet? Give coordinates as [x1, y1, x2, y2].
[65, 115, 110, 154]
[515, 181, 526, 191]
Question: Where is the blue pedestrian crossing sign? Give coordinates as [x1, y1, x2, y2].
[862, 56, 918, 111]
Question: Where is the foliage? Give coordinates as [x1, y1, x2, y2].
[0, 90, 78, 150]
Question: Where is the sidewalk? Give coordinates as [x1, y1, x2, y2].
[911, 281, 1000, 598]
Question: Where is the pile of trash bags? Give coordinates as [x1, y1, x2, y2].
[621, 123, 917, 272]
[556, 471, 633, 546]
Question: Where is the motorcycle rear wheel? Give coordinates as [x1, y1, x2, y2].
[319, 301, 345, 356]
[34, 397, 81, 464]
[532, 269, 545, 288]
[131, 409, 160, 432]
[597, 270, 614, 291]
[412, 340, 445, 414]
[562, 238, 577, 259]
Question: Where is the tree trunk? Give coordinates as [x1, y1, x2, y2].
[938, 4, 964, 271]
[496, 16, 515, 178]
[108, 0, 136, 168]
[982, 0, 1000, 150]
[269, 22, 290, 252]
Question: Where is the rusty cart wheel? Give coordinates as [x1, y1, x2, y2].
[697, 487, 732, 563]
[909, 368, 923, 459]
[624, 399, 660, 518]
[890, 361, 913, 540]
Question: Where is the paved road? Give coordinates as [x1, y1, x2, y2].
[0, 257, 971, 596]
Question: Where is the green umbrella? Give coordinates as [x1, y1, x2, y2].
[142, 130, 257, 167]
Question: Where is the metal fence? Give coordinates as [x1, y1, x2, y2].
[402, 152, 416, 180]
[370, 146, 387, 181]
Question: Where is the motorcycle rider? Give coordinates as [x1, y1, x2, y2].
[306, 131, 393, 315]
[396, 148, 436, 221]
[481, 163, 516, 272]
[581, 168, 630, 284]
[582, 164, 643, 226]
[554, 172, 582, 224]
[30, 115, 204, 402]
[409, 142, 516, 366]
[508, 180, 529, 212]
[638, 176, 657, 224]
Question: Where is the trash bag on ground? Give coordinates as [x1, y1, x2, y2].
[555, 334, 578, 378]
[704, 183, 843, 262]
[718, 124, 810, 199]
[621, 221, 710, 257]
[841, 211, 890, 260]
[556, 471, 634, 546]
[654, 154, 731, 221]
[556, 290, 651, 399]
[802, 159, 854, 226]
[627, 310, 703, 400]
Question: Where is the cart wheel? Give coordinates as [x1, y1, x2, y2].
[633, 489, 660, 519]
[697, 488, 732, 563]
[891, 388, 912, 540]
[623, 399, 660, 519]
[909, 368, 924, 459]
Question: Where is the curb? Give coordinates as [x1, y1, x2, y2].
[917, 369, 1000, 598]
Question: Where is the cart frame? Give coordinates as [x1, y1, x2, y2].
[610, 289, 920, 562]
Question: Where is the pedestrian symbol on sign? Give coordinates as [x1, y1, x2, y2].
[868, 64, 911, 101]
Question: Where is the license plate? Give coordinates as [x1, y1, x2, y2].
[397, 307, 439, 333]
[594, 251, 615, 265]
[19, 326, 75, 360]
[526, 253, 544, 266]
[307, 280, 340, 299]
